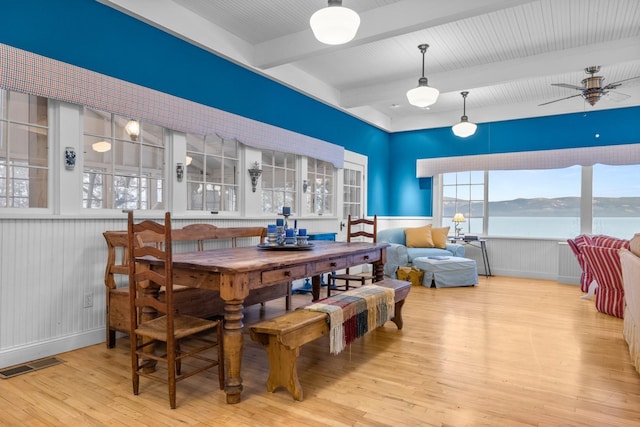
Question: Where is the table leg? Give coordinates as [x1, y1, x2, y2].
[223, 299, 244, 404]
[311, 275, 321, 301]
[373, 261, 385, 282]
[480, 241, 492, 276]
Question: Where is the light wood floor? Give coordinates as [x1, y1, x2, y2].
[2, 276, 640, 426]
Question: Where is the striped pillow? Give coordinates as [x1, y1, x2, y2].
[592, 235, 630, 250]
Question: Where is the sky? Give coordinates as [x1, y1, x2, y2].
[488, 164, 640, 201]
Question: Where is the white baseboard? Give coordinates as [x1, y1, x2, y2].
[0, 328, 104, 369]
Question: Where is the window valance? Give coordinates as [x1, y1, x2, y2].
[416, 143, 640, 177]
[0, 43, 344, 168]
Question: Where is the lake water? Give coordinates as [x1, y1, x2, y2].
[485, 217, 640, 239]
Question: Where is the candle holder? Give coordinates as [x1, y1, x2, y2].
[278, 208, 292, 230]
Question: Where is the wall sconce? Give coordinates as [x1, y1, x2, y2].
[176, 163, 184, 182]
[302, 179, 309, 193]
[125, 119, 140, 141]
[64, 146, 76, 170]
[248, 161, 262, 193]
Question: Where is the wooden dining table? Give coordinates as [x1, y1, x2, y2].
[136, 240, 389, 404]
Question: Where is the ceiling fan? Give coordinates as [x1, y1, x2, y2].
[539, 66, 640, 106]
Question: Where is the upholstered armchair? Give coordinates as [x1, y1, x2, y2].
[579, 235, 630, 318]
[620, 233, 640, 374]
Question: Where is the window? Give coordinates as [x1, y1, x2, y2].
[342, 167, 363, 218]
[0, 90, 49, 208]
[305, 158, 335, 215]
[186, 134, 239, 212]
[83, 109, 165, 210]
[261, 150, 296, 214]
[487, 167, 581, 238]
[441, 163, 640, 239]
[593, 164, 640, 236]
[442, 171, 484, 235]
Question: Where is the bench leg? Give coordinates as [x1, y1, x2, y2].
[392, 299, 405, 330]
[264, 336, 304, 401]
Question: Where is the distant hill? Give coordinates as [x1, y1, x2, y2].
[444, 197, 640, 217]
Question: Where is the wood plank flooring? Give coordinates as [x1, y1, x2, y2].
[1, 276, 639, 426]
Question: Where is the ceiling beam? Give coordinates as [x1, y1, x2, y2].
[253, 0, 537, 70]
[341, 37, 640, 108]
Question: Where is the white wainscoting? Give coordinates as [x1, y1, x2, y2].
[0, 216, 339, 369]
[557, 242, 581, 285]
[0, 216, 581, 369]
[376, 217, 580, 282]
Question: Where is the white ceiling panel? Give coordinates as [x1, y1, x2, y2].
[101, 0, 640, 132]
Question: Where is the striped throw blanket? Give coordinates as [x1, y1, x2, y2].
[304, 284, 395, 354]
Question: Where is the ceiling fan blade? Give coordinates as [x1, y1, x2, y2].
[603, 91, 631, 102]
[538, 94, 583, 106]
[603, 75, 640, 90]
[551, 83, 584, 90]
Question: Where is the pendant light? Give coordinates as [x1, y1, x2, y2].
[310, 0, 360, 45]
[125, 119, 140, 141]
[406, 44, 439, 108]
[452, 91, 477, 138]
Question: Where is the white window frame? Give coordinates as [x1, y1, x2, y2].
[0, 90, 53, 216]
[82, 108, 167, 212]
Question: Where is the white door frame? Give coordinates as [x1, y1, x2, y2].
[336, 150, 368, 242]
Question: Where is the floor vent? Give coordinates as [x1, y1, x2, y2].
[0, 357, 64, 379]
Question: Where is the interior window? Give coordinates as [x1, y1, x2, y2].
[261, 150, 296, 214]
[306, 158, 335, 215]
[0, 90, 49, 208]
[83, 108, 165, 210]
[186, 134, 239, 212]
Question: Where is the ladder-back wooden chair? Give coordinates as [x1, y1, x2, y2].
[327, 215, 378, 297]
[127, 211, 224, 409]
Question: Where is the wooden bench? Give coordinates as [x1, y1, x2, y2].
[249, 278, 411, 401]
[103, 224, 291, 348]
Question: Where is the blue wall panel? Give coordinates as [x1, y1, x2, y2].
[0, 0, 391, 216]
[1, 1, 638, 218]
[390, 107, 640, 216]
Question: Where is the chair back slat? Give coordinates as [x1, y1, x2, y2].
[126, 211, 224, 408]
[128, 211, 174, 334]
[347, 215, 377, 243]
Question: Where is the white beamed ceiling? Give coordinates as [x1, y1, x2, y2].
[101, 0, 640, 132]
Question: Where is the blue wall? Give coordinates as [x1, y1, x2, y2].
[0, 0, 390, 215]
[1, 1, 637, 217]
[389, 107, 640, 216]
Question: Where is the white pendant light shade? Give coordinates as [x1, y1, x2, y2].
[406, 85, 440, 108]
[92, 140, 112, 153]
[452, 91, 477, 138]
[452, 119, 477, 138]
[407, 44, 439, 108]
[310, 1, 360, 45]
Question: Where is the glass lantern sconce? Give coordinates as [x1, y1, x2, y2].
[248, 161, 262, 193]
[176, 163, 184, 182]
[302, 179, 309, 193]
[125, 119, 140, 141]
